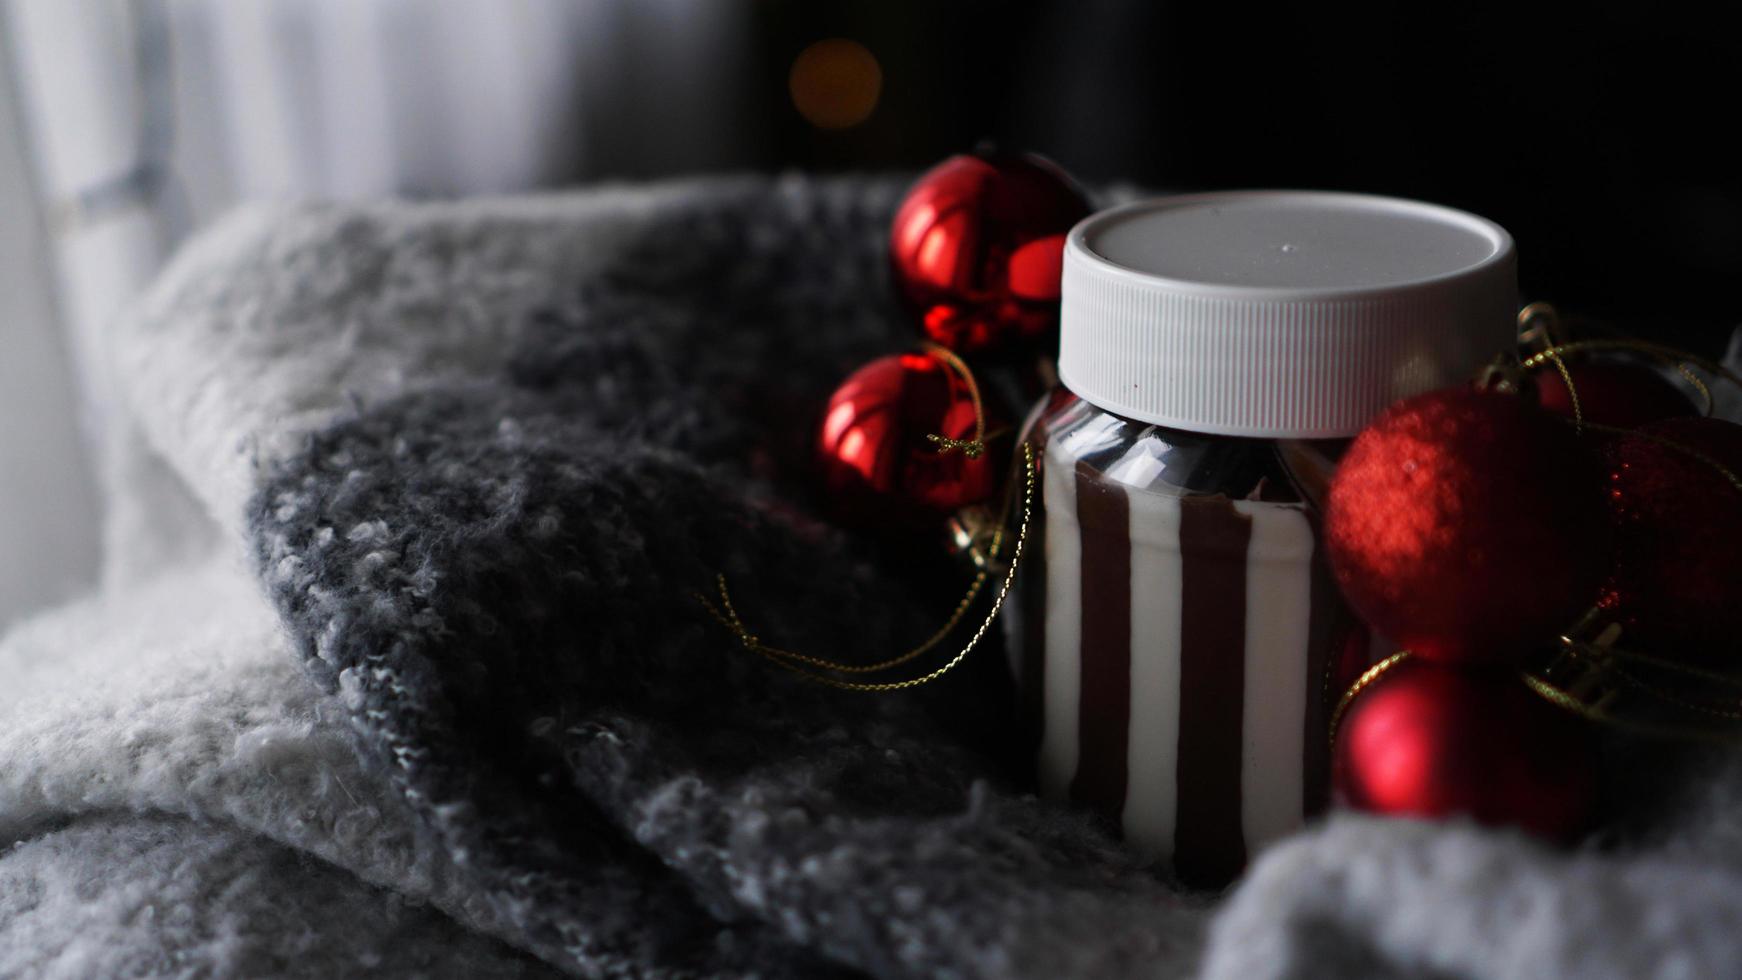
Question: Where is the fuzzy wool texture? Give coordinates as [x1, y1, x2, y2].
[0, 815, 557, 980]
[4, 176, 1742, 978]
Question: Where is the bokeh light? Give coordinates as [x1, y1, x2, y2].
[788, 38, 882, 130]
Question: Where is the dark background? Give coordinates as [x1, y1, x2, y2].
[653, 2, 1739, 353]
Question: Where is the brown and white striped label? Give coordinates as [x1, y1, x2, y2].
[1021, 437, 1351, 888]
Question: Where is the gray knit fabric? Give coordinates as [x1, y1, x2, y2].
[5, 176, 1742, 979]
[246, 179, 1204, 978]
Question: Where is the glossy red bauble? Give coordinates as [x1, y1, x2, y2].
[1326, 387, 1609, 663]
[1602, 416, 1742, 665]
[1334, 658, 1597, 840]
[816, 352, 1003, 523]
[1535, 359, 1695, 429]
[889, 150, 1091, 356]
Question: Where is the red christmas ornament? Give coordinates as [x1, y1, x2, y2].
[1535, 359, 1696, 428]
[1326, 387, 1609, 663]
[889, 150, 1091, 356]
[1334, 657, 1597, 839]
[1602, 416, 1742, 664]
[817, 351, 1003, 523]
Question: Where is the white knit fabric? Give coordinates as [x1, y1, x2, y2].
[0, 552, 559, 976]
[0, 816, 555, 979]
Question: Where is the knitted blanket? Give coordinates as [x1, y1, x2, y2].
[5, 177, 1742, 979]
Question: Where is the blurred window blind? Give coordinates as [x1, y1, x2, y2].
[0, 0, 752, 627]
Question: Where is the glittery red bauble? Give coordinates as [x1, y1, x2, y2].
[1602, 416, 1742, 664]
[1535, 360, 1695, 429]
[889, 150, 1091, 356]
[1333, 658, 1597, 839]
[1326, 387, 1609, 663]
[817, 352, 1003, 523]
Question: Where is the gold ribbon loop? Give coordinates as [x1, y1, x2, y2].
[919, 340, 989, 459]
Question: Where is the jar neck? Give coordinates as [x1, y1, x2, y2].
[1034, 392, 1347, 506]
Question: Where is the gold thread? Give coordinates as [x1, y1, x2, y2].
[1545, 346, 1583, 429]
[1521, 672, 1595, 716]
[1512, 329, 1742, 492]
[1328, 650, 1412, 748]
[699, 561, 992, 675]
[1608, 665, 1742, 720]
[1532, 664, 1742, 741]
[920, 341, 987, 457]
[1522, 668, 1742, 742]
[1520, 338, 1742, 421]
[695, 442, 1036, 692]
[1560, 640, 1742, 720]
[1604, 644, 1742, 686]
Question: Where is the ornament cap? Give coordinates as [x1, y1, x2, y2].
[1059, 191, 1518, 438]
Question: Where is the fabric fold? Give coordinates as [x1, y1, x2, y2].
[237, 179, 1209, 977]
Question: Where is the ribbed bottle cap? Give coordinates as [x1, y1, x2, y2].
[1058, 191, 1517, 438]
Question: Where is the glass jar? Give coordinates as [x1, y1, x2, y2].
[1005, 191, 1518, 887]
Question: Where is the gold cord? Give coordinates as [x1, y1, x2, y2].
[1544, 636, 1742, 720]
[1328, 650, 1412, 748]
[1523, 654, 1742, 742]
[1543, 346, 1584, 429]
[695, 343, 1028, 692]
[696, 441, 1037, 692]
[1322, 647, 1718, 747]
[1519, 337, 1742, 420]
[920, 341, 988, 458]
[1604, 642, 1742, 686]
[1521, 672, 1606, 718]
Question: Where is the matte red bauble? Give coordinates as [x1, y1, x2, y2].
[889, 150, 1091, 356]
[1326, 387, 1609, 663]
[817, 352, 1003, 523]
[1535, 360, 1695, 428]
[1334, 658, 1597, 839]
[1602, 416, 1742, 664]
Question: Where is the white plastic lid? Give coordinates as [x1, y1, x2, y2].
[1058, 190, 1518, 438]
